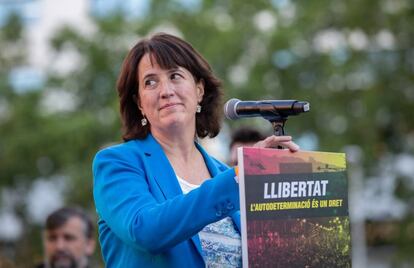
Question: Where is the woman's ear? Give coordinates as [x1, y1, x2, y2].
[133, 94, 143, 111]
[196, 79, 205, 102]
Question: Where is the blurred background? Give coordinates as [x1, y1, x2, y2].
[0, 0, 413, 267]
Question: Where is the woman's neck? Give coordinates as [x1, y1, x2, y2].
[151, 127, 210, 185]
[151, 127, 197, 161]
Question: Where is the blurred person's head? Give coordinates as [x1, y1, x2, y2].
[42, 207, 95, 268]
[229, 126, 265, 166]
[117, 32, 223, 141]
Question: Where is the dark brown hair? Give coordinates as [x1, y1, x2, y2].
[229, 126, 265, 148]
[117, 33, 223, 141]
[45, 207, 94, 239]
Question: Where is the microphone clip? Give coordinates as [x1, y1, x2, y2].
[271, 119, 286, 137]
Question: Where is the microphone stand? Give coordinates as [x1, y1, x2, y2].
[271, 119, 285, 136]
[269, 117, 287, 149]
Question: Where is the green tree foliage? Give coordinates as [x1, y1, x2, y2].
[1, 0, 414, 266]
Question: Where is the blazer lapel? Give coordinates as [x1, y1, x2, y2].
[137, 135, 204, 256]
[136, 135, 240, 258]
[195, 142, 220, 176]
[138, 135, 183, 199]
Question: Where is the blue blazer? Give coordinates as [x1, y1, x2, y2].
[93, 134, 241, 267]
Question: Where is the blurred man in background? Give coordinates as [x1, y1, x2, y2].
[35, 207, 96, 268]
[229, 126, 265, 166]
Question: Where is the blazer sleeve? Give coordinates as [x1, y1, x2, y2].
[92, 146, 240, 254]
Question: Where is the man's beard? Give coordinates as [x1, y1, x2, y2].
[49, 251, 78, 268]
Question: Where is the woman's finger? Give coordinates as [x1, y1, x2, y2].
[278, 141, 300, 152]
[253, 135, 299, 152]
[254, 135, 291, 147]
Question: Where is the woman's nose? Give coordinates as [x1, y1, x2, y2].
[160, 80, 175, 98]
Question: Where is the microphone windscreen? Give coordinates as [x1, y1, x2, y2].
[224, 98, 240, 120]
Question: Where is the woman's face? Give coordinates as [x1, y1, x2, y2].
[137, 53, 204, 135]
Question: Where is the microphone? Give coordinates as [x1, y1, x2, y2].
[224, 98, 310, 121]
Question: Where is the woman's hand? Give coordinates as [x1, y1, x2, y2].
[253, 135, 299, 152]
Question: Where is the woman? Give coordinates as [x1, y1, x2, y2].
[92, 33, 299, 267]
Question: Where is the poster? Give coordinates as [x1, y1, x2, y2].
[238, 147, 351, 267]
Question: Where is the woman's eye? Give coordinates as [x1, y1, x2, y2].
[171, 73, 183, 80]
[144, 80, 156, 87]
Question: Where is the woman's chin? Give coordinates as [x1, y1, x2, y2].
[159, 117, 194, 131]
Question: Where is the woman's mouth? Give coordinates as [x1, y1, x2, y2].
[160, 103, 181, 110]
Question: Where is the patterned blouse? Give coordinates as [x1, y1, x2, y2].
[177, 176, 242, 267]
